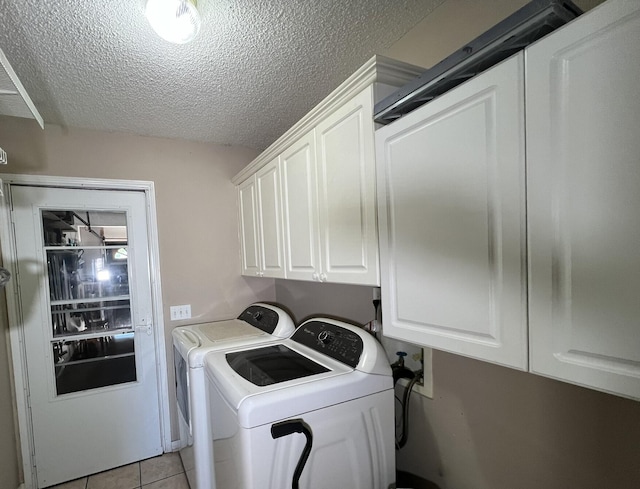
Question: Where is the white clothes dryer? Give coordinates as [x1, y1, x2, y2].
[171, 303, 295, 489]
[204, 317, 395, 489]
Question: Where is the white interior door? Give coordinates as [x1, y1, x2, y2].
[11, 186, 162, 488]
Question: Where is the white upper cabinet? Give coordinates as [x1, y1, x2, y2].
[315, 87, 379, 285]
[256, 159, 286, 278]
[280, 87, 380, 285]
[376, 53, 527, 370]
[238, 158, 286, 278]
[238, 176, 260, 277]
[234, 55, 424, 286]
[281, 132, 321, 281]
[526, 0, 640, 399]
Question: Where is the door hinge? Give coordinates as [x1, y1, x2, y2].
[136, 323, 153, 336]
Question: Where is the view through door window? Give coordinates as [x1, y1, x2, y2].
[43, 210, 136, 395]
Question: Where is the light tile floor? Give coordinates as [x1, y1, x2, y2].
[50, 452, 189, 489]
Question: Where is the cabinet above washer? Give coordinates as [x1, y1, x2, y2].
[375, 0, 640, 400]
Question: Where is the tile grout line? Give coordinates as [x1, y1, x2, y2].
[142, 470, 186, 488]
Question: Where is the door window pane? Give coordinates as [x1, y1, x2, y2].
[53, 334, 136, 395]
[47, 248, 130, 301]
[42, 209, 137, 395]
[51, 299, 132, 337]
[42, 210, 127, 247]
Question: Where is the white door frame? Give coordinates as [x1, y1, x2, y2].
[0, 174, 171, 489]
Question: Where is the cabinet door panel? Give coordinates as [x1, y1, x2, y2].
[256, 160, 286, 278]
[376, 53, 527, 369]
[527, 0, 640, 399]
[238, 177, 260, 277]
[281, 132, 320, 281]
[316, 88, 379, 285]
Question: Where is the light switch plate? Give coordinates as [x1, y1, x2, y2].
[170, 304, 191, 321]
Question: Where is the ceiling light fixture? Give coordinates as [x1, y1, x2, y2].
[145, 0, 201, 44]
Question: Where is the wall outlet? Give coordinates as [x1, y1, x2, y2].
[170, 304, 191, 321]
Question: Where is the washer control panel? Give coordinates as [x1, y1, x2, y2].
[291, 320, 364, 368]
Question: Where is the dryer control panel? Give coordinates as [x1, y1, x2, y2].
[238, 305, 279, 334]
[291, 320, 364, 368]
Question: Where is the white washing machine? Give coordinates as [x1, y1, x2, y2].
[171, 303, 295, 489]
[204, 317, 395, 489]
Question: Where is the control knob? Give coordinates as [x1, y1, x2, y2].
[317, 330, 334, 345]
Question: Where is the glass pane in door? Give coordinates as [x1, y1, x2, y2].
[51, 300, 132, 337]
[42, 209, 137, 396]
[53, 334, 136, 395]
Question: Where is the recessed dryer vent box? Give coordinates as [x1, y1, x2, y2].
[374, 0, 582, 124]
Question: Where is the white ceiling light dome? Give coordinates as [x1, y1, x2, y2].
[145, 0, 201, 44]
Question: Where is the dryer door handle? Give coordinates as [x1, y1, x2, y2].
[270, 418, 313, 489]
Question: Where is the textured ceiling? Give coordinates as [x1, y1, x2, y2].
[0, 0, 443, 150]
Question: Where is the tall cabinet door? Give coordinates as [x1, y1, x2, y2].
[256, 158, 286, 278]
[376, 53, 527, 370]
[527, 0, 640, 399]
[315, 87, 379, 286]
[238, 177, 261, 277]
[281, 131, 321, 281]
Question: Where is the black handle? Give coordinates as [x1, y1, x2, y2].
[271, 418, 313, 489]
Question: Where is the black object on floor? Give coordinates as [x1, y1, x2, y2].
[396, 470, 441, 489]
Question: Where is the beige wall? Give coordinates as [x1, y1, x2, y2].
[274, 280, 375, 325]
[0, 115, 277, 484]
[399, 350, 640, 488]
